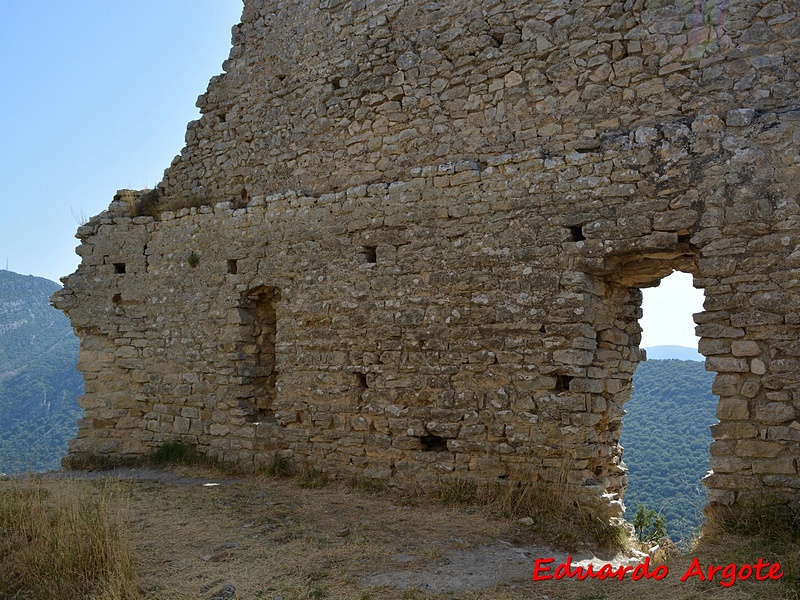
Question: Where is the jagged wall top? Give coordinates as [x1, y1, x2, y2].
[149, 0, 800, 214]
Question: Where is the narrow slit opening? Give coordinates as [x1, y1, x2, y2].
[356, 372, 368, 388]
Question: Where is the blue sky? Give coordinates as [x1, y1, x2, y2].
[0, 1, 703, 349]
[0, 1, 241, 284]
[640, 272, 703, 349]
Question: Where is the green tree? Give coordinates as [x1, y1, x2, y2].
[632, 503, 667, 542]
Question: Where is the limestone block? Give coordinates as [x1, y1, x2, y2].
[766, 426, 800, 442]
[751, 458, 797, 475]
[553, 349, 594, 366]
[653, 209, 698, 231]
[711, 373, 742, 396]
[710, 456, 748, 473]
[731, 341, 760, 356]
[706, 357, 749, 373]
[695, 323, 745, 339]
[726, 108, 756, 127]
[113, 412, 142, 427]
[741, 381, 760, 398]
[96, 440, 121, 454]
[79, 395, 108, 410]
[710, 421, 758, 439]
[426, 420, 460, 438]
[716, 397, 749, 421]
[115, 346, 139, 359]
[458, 424, 487, 441]
[755, 402, 796, 425]
[709, 439, 735, 456]
[572, 413, 602, 426]
[735, 439, 784, 458]
[173, 416, 191, 434]
[209, 423, 230, 437]
[698, 338, 730, 355]
[181, 407, 200, 419]
[705, 487, 736, 505]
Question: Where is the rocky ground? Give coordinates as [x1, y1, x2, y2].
[33, 467, 798, 600]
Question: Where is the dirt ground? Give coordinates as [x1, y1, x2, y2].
[37, 467, 799, 600]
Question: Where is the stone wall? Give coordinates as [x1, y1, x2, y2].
[53, 0, 800, 519]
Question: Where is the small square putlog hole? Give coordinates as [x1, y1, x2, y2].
[227, 259, 238, 274]
[356, 372, 368, 388]
[568, 225, 586, 242]
[420, 434, 448, 452]
[113, 263, 126, 274]
[554, 374, 573, 392]
[361, 245, 377, 264]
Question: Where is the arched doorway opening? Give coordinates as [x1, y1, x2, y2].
[620, 271, 715, 545]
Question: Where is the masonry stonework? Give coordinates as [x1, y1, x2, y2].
[53, 0, 800, 520]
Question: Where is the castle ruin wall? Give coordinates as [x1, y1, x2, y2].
[54, 0, 800, 519]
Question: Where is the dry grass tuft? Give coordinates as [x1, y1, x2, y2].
[439, 476, 628, 552]
[298, 465, 328, 489]
[439, 476, 478, 506]
[0, 477, 138, 600]
[703, 499, 800, 544]
[698, 499, 800, 592]
[265, 450, 293, 478]
[349, 477, 390, 497]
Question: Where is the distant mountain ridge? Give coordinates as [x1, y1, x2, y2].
[0, 270, 82, 473]
[643, 345, 703, 361]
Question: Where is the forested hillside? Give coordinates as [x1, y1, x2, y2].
[621, 359, 717, 545]
[0, 270, 82, 473]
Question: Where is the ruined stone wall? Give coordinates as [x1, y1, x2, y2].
[54, 0, 800, 519]
[158, 0, 800, 209]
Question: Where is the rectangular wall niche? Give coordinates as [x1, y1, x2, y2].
[240, 286, 281, 423]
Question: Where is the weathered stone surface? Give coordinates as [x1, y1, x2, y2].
[52, 0, 800, 519]
[731, 341, 761, 357]
[735, 439, 784, 458]
[755, 402, 796, 425]
[716, 397, 749, 421]
[726, 108, 757, 127]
